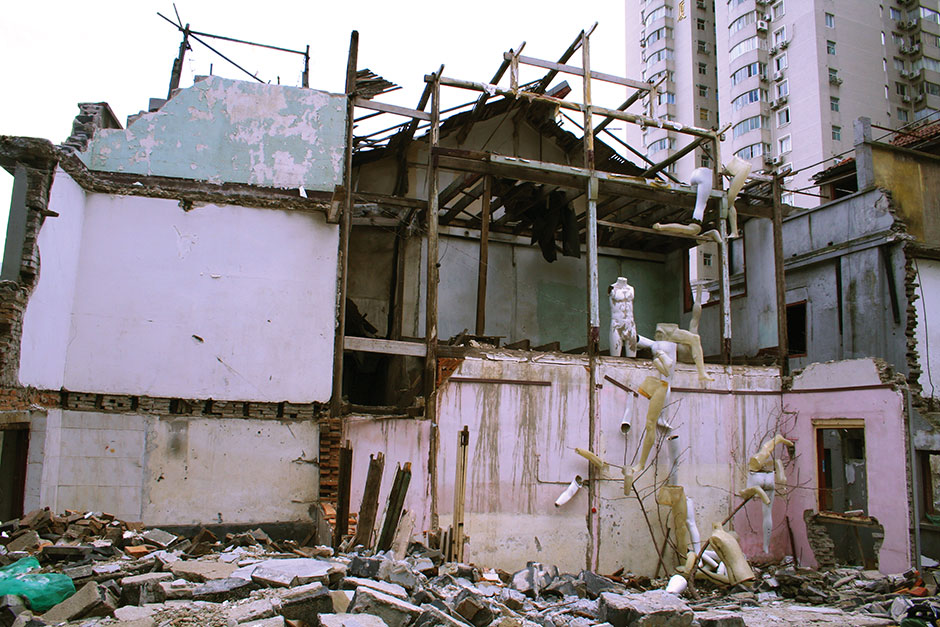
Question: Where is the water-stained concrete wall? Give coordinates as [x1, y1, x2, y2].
[80, 77, 346, 191]
[346, 351, 783, 574]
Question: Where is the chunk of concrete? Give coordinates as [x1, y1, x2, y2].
[320, 614, 390, 627]
[348, 556, 384, 579]
[113, 605, 159, 621]
[452, 589, 493, 627]
[156, 579, 196, 601]
[119, 572, 174, 605]
[344, 576, 409, 600]
[191, 577, 255, 603]
[412, 604, 468, 627]
[241, 618, 286, 627]
[331, 589, 354, 613]
[378, 560, 419, 591]
[233, 558, 335, 587]
[170, 560, 238, 582]
[42, 581, 117, 624]
[349, 587, 421, 627]
[694, 611, 745, 627]
[141, 529, 178, 548]
[279, 581, 333, 624]
[224, 598, 279, 624]
[599, 591, 693, 627]
[6, 531, 41, 553]
[498, 588, 526, 611]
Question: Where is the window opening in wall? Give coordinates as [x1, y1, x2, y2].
[919, 451, 940, 526]
[827, 40, 837, 55]
[773, 26, 787, 47]
[832, 126, 842, 141]
[815, 426, 876, 568]
[698, 62, 708, 75]
[825, 12, 835, 28]
[772, 1, 785, 19]
[777, 107, 790, 126]
[0, 423, 30, 522]
[899, 108, 910, 122]
[778, 134, 791, 154]
[786, 300, 807, 355]
[831, 96, 840, 112]
[697, 18, 706, 30]
[775, 54, 788, 72]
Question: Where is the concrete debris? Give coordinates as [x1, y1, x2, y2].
[0, 507, 932, 626]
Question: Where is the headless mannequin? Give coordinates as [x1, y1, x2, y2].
[745, 434, 794, 552]
[609, 277, 637, 358]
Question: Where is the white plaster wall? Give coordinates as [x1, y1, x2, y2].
[32, 410, 317, 525]
[19, 170, 87, 389]
[914, 258, 940, 401]
[143, 416, 319, 525]
[63, 194, 338, 402]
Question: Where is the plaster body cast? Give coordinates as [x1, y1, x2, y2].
[745, 434, 794, 552]
[608, 277, 637, 358]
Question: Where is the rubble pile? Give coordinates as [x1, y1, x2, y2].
[0, 508, 932, 626]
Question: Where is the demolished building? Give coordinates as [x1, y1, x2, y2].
[0, 29, 931, 582]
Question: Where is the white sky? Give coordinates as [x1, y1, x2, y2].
[0, 0, 631, 260]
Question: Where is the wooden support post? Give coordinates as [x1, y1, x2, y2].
[425, 71, 442, 534]
[377, 462, 412, 552]
[331, 31, 359, 417]
[771, 175, 789, 375]
[332, 442, 353, 548]
[452, 426, 470, 563]
[475, 175, 491, 335]
[713, 136, 732, 365]
[581, 30, 602, 574]
[352, 452, 385, 549]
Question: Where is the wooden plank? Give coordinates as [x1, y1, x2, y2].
[532, 29, 585, 94]
[772, 175, 789, 375]
[452, 426, 470, 563]
[353, 97, 431, 121]
[343, 336, 428, 357]
[476, 175, 491, 335]
[332, 443, 353, 548]
[533, 341, 561, 352]
[448, 377, 551, 386]
[440, 179, 486, 224]
[456, 45, 522, 144]
[352, 452, 385, 549]
[377, 462, 412, 552]
[425, 72, 442, 533]
[505, 339, 531, 350]
[508, 53, 652, 91]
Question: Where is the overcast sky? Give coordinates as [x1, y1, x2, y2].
[0, 1, 630, 259]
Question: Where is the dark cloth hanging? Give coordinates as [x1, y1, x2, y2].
[529, 191, 563, 262]
[560, 204, 580, 259]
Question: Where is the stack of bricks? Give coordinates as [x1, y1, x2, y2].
[318, 412, 344, 504]
[0, 286, 28, 388]
[57, 391, 320, 421]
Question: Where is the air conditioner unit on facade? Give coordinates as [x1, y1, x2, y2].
[757, 21, 768, 32]
[900, 69, 911, 78]
[773, 70, 784, 81]
[772, 156, 784, 165]
[829, 75, 843, 85]
[780, 39, 790, 49]
[770, 46, 779, 55]
[900, 45, 911, 54]
[902, 95, 912, 103]
[916, 93, 925, 102]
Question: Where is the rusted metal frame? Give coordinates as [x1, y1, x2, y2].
[456, 46, 523, 144]
[352, 452, 385, 549]
[772, 175, 789, 375]
[531, 26, 593, 95]
[425, 70, 442, 534]
[476, 175, 492, 335]
[509, 53, 652, 92]
[331, 31, 359, 418]
[582, 31, 602, 575]
[431, 75, 717, 140]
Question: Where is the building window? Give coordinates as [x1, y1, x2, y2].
[882, 31, 886, 46]
[729, 11, 757, 34]
[700, 155, 711, 167]
[778, 134, 792, 154]
[772, 1, 785, 20]
[922, 7, 940, 24]
[892, 32, 904, 45]
[731, 87, 767, 110]
[734, 142, 768, 159]
[898, 108, 910, 122]
[897, 82, 909, 96]
[775, 54, 788, 72]
[890, 7, 902, 20]
[773, 26, 787, 47]
[832, 125, 842, 141]
[829, 67, 840, 81]
[658, 91, 677, 105]
[777, 107, 790, 126]
[825, 12, 835, 28]
[699, 107, 710, 122]
[698, 62, 708, 75]
[776, 79, 789, 98]
[733, 114, 766, 138]
[697, 18, 706, 30]
[646, 26, 673, 46]
[730, 61, 766, 86]
[647, 137, 677, 154]
[895, 57, 906, 71]
[926, 81, 940, 96]
[827, 40, 837, 55]
[698, 39, 709, 54]
[644, 5, 673, 27]
[698, 84, 709, 97]
[786, 301, 807, 355]
[729, 36, 760, 61]
[830, 96, 840, 112]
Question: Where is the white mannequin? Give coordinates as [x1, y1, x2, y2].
[609, 277, 637, 358]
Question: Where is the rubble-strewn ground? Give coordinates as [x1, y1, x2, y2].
[0, 509, 932, 626]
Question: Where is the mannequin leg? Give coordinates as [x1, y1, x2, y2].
[624, 377, 668, 494]
[668, 328, 712, 382]
[610, 325, 623, 357]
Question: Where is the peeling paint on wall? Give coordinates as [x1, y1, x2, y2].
[80, 77, 346, 191]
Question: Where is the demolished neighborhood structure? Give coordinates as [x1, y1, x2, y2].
[1, 22, 940, 625]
